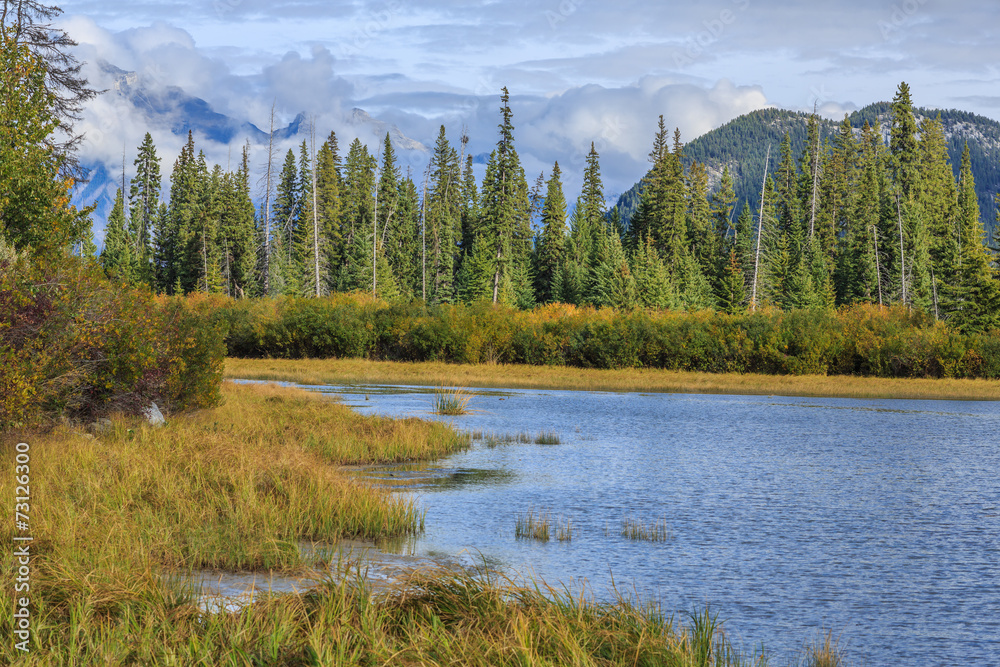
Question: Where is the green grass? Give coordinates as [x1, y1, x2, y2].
[433, 386, 473, 415]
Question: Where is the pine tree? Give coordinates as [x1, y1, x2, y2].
[534, 162, 567, 304]
[316, 131, 343, 294]
[425, 126, 461, 303]
[159, 131, 208, 294]
[337, 138, 377, 292]
[889, 81, 920, 202]
[631, 234, 676, 309]
[629, 117, 688, 281]
[946, 143, 1000, 332]
[271, 149, 300, 295]
[100, 187, 136, 282]
[0, 29, 91, 257]
[222, 144, 260, 297]
[589, 227, 635, 309]
[128, 132, 160, 286]
[717, 249, 747, 314]
[474, 88, 534, 306]
[686, 160, 720, 287]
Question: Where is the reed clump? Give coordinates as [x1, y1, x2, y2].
[620, 517, 672, 542]
[556, 518, 573, 541]
[515, 510, 551, 541]
[476, 430, 561, 447]
[534, 430, 560, 445]
[433, 386, 472, 415]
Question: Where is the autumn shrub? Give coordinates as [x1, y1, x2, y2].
[0, 253, 225, 431]
[216, 293, 1000, 379]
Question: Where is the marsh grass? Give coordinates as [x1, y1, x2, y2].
[476, 430, 561, 447]
[0, 561, 767, 666]
[620, 517, 672, 542]
[433, 386, 472, 415]
[799, 631, 847, 667]
[227, 357, 1000, 401]
[534, 430, 560, 445]
[515, 510, 551, 541]
[556, 518, 573, 541]
[0, 379, 825, 665]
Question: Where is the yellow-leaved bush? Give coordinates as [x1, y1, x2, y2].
[0, 253, 225, 431]
[215, 295, 1000, 379]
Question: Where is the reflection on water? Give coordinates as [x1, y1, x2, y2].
[229, 379, 1000, 665]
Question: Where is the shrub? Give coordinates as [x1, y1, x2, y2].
[0, 253, 225, 431]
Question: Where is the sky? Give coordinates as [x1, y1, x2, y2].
[60, 0, 1000, 219]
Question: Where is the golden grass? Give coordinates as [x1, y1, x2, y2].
[225, 357, 1000, 401]
[0, 382, 469, 577]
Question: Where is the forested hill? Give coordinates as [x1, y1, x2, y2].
[613, 104, 1000, 240]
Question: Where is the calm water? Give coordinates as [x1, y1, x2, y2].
[246, 380, 1000, 664]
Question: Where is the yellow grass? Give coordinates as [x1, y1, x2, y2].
[225, 357, 1000, 401]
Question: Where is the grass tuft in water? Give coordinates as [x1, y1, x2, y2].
[480, 430, 560, 447]
[432, 387, 472, 415]
[620, 517, 672, 542]
[556, 518, 573, 541]
[798, 631, 847, 667]
[515, 510, 551, 541]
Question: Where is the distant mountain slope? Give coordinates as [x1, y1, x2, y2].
[613, 104, 1000, 239]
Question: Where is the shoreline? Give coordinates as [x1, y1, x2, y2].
[225, 357, 1000, 401]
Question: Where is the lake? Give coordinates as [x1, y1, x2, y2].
[240, 379, 1000, 665]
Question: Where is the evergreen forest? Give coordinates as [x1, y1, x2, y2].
[88, 83, 1000, 334]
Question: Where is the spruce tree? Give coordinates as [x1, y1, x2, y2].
[316, 132, 343, 294]
[946, 143, 1000, 331]
[534, 161, 567, 304]
[337, 138, 377, 293]
[270, 149, 300, 295]
[631, 235, 676, 309]
[128, 132, 160, 286]
[100, 187, 136, 282]
[474, 88, 534, 306]
[889, 81, 920, 202]
[425, 126, 461, 303]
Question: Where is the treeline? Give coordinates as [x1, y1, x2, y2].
[213, 294, 1000, 379]
[100, 83, 1000, 333]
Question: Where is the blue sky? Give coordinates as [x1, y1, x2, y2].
[62, 0, 1000, 212]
